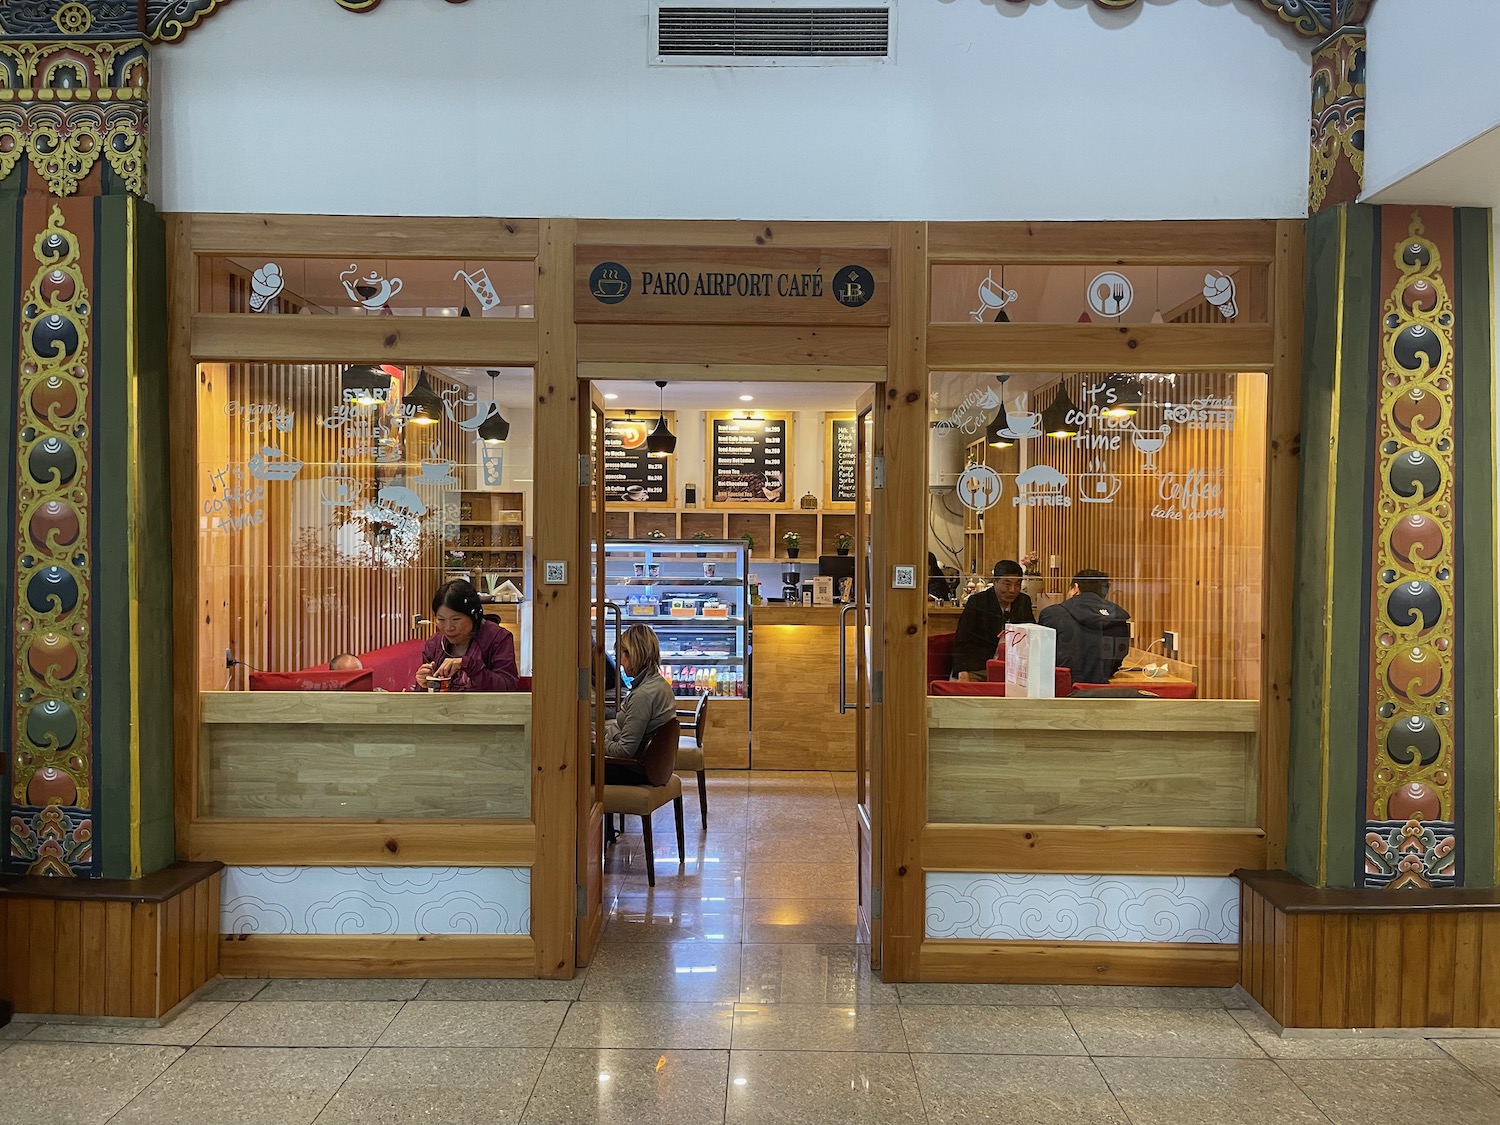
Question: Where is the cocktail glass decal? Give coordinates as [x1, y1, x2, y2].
[1203, 270, 1238, 319]
[455, 267, 502, 312]
[957, 464, 1003, 512]
[1130, 423, 1171, 471]
[340, 263, 404, 310]
[1087, 271, 1133, 317]
[970, 270, 1018, 322]
[249, 263, 284, 312]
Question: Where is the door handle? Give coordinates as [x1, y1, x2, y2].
[838, 600, 857, 714]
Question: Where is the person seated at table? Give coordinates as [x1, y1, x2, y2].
[951, 559, 1035, 680]
[328, 653, 363, 671]
[1038, 568, 1131, 686]
[603, 623, 676, 783]
[414, 579, 519, 692]
[927, 552, 950, 601]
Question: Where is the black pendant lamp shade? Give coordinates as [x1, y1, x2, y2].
[1102, 374, 1142, 419]
[478, 370, 510, 443]
[340, 364, 389, 406]
[984, 373, 1013, 447]
[1042, 382, 1080, 438]
[646, 379, 676, 456]
[403, 369, 444, 424]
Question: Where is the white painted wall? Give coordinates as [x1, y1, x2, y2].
[151, 0, 1310, 219]
[1364, 0, 1500, 197]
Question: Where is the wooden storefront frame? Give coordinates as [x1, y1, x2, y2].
[166, 214, 1301, 984]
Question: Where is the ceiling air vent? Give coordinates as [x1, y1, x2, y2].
[652, 3, 893, 66]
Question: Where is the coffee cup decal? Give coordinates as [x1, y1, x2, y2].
[340, 263, 405, 310]
[1203, 270, 1238, 319]
[413, 441, 458, 487]
[995, 392, 1041, 440]
[320, 472, 362, 507]
[454, 268, 501, 312]
[1077, 459, 1122, 504]
[249, 263, 284, 312]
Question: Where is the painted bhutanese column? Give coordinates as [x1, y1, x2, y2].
[1, 12, 170, 879]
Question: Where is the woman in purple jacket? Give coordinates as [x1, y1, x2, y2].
[414, 579, 519, 692]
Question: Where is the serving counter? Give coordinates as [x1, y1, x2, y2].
[750, 605, 857, 771]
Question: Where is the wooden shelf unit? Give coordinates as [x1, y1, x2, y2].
[602, 508, 857, 561]
[448, 490, 526, 593]
[961, 437, 1020, 577]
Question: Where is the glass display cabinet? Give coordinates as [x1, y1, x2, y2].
[601, 539, 752, 703]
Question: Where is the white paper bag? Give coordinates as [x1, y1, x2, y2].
[1003, 623, 1056, 698]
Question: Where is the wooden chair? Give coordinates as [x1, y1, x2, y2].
[675, 693, 710, 829]
[603, 718, 685, 887]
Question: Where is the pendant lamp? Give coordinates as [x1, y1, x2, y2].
[403, 369, 444, 425]
[477, 370, 510, 444]
[1042, 382, 1080, 438]
[984, 373, 1014, 448]
[1102, 374, 1142, 420]
[646, 380, 676, 456]
[340, 364, 387, 406]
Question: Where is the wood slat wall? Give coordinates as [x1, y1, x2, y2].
[0, 873, 220, 1018]
[1022, 372, 1267, 699]
[1239, 880, 1500, 1028]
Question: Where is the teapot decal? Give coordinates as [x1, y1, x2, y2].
[340, 263, 404, 310]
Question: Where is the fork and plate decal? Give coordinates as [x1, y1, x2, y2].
[1086, 270, 1134, 318]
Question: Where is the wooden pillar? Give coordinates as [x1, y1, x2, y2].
[1309, 26, 1366, 216]
[1, 36, 171, 880]
[1288, 203, 1495, 890]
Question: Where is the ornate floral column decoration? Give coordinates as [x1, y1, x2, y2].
[1309, 24, 1365, 214]
[1361, 211, 1461, 889]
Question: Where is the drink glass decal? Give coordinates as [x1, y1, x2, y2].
[479, 442, 504, 487]
[1130, 423, 1171, 471]
[970, 270, 1018, 321]
[454, 267, 502, 312]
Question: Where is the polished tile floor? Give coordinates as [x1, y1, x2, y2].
[6, 772, 1500, 1124]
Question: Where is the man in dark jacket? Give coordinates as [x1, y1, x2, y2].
[951, 559, 1035, 679]
[1038, 569, 1131, 685]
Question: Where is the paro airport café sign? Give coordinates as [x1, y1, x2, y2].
[574, 245, 889, 325]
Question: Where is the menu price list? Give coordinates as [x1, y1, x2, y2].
[829, 417, 857, 504]
[604, 417, 668, 504]
[712, 417, 787, 504]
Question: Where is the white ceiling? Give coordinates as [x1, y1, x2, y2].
[589, 380, 867, 412]
[1365, 121, 1500, 208]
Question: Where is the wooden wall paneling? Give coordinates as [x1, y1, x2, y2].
[1286, 914, 1322, 1027]
[752, 623, 856, 771]
[919, 938, 1238, 986]
[27, 900, 55, 1013]
[1261, 219, 1305, 867]
[189, 214, 541, 258]
[219, 934, 536, 979]
[533, 217, 579, 979]
[1426, 912, 1458, 1027]
[925, 220, 1279, 264]
[925, 325, 1275, 373]
[700, 697, 750, 770]
[1452, 913, 1482, 1026]
[1480, 915, 1500, 1026]
[103, 901, 132, 1016]
[6, 900, 29, 1012]
[1343, 914, 1377, 1027]
[129, 902, 159, 1018]
[161, 895, 182, 1013]
[576, 324, 889, 367]
[574, 219, 892, 249]
[52, 901, 81, 1014]
[1370, 915, 1403, 1026]
[1271, 905, 1287, 1024]
[883, 221, 928, 981]
[186, 820, 536, 867]
[922, 824, 1265, 877]
[1398, 914, 1431, 1026]
[579, 362, 884, 384]
[1317, 913, 1350, 1027]
[191, 313, 539, 366]
[79, 900, 107, 1016]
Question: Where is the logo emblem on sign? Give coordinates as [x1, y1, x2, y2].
[590, 262, 632, 304]
[833, 265, 875, 308]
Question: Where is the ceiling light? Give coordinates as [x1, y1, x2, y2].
[739, 394, 754, 402]
[604, 393, 619, 400]
[477, 370, 510, 443]
[984, 373, 1013, 448]
[646, 379, 676, 457]
[339, 364, 389, 407]
[1102, 374, 1142, 419]
[1042, 382, 1080, 438]
[403, 369, 444, 425]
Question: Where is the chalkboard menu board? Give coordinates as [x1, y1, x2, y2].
[827, 416, 857, 506]
[710, 414, 790, 507]
[604, 414, 672, 505]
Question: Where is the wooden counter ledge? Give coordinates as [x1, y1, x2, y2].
[200, 690, 533, 726]
[753, 604, 851, 625]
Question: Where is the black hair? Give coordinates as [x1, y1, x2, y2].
[993, 559, 1023, 578]
[432, 579, 484, 629]
[928, 551, 941, 575]
[1072, 568, 1109, 598]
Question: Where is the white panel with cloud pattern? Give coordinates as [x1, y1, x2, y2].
[925, 874, 1238, 943]
[221, 867, 531, 935]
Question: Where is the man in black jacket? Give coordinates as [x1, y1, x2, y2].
[951, 559, 1035, 679]
[1038, 569, 1132, 686]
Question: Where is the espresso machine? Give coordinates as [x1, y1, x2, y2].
[781, 565, 802, 604]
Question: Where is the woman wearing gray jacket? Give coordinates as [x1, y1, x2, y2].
[604, 624, 676, 782]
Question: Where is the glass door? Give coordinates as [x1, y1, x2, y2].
[853, 388, 882, 967]
[577, 384, 608, 966]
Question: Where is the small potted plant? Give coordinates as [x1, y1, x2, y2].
[834, 531, 853, 556]
[646, 529, 667, 541]
[691, 530, 711, 556]
[1020, 551, 1043, 597]
[782, 530, 801, 559]
[739, 531, 755, 556]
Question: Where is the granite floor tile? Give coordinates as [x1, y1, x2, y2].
[741, 897, 860, 945]
[727, 1049, 926, 1125]
[913, 1053, 1128, 1125]
[193, 977, 268, 1002]
[742, 862, 858, 900]
[1065, 1006, 1265, 1058]
[0, 1042, 182, 1125]
[739, 943, 898, 1005]
[730, 1002, 907, 1052]
[1435, 1037, 1500, 1090]
[1054, 986, 1246, 1009]
[1229, 1010, 1447, 1059]
[254, 978, 426, 1002]
[374, 1001, 567, 1048]
[24, 1003, 238, 1047]
[520, 1047, 730, 1125]
[579, 941, 742, 1003]
[111, 1046, 363, 1125]
[604, 894, 744, 943]
[313, 1046, 548, 1125]
[896, 982, 1061, 1006]
[1096, 1056, 1331, 1125]
[556, 1001, 735, 1050]
[416, 977, 585, 1002]
[1279, 1058, 1500, 1124]
[1, 1020, 34, 1040]
[901, 1003, 1086, 1056]
[200, 1001, 403, 1048]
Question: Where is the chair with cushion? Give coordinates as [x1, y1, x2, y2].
[926, 631, 956, 682]
[603, 718, 685, 887]
[675, 693, 710, 829]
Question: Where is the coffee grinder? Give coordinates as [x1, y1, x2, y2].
[781, 565, 802, 604]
